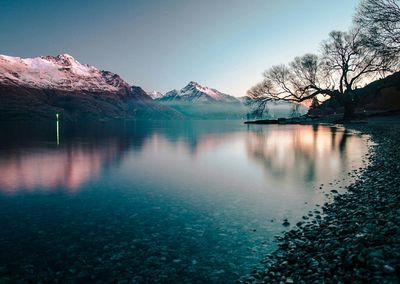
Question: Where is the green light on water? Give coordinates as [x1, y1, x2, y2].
[56, 113, 60, 145]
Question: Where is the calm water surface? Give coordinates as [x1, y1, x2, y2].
[0, 121, 369, 283]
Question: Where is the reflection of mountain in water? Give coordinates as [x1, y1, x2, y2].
[245, 125, 366, 184]
[0, 122, 367, 195]
[0, 121, 244, 194]
[0, 123, 140, 194]
[0, 143, 116, 193]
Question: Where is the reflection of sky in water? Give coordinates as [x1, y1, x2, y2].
[0, 123, 366, 196]
[0, 121, 369, 282]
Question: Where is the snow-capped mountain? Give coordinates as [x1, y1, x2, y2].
[147, 91, 164, 99]
[0, 53, 182, 121]
[0, 54, 134, 94]
[158, 81, 240, 104]
[155, 81, 247, 119]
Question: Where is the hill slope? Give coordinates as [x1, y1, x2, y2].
[308, 71, 400, 117]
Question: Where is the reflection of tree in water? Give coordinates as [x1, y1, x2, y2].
[330, 126, 337, 150]
[328, 126, 355, 158]
[339, 130, 351, 156]
[0, 121, 365, 194]
[245, 125, 361, 184]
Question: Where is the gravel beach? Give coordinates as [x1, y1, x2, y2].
[242, 116, 400, 284]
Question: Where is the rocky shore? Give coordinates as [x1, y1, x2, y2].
[242, 117, 400, 284]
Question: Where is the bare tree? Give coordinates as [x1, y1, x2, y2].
[355, 0, 400, 57]
[248, 29, 395, 120]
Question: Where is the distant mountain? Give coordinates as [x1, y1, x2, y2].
[237, 95, 252, 104]
[156, 81, 246, 119]
[147, 91, 164, 99]
[0, 54, 182, 121]
[158, 81, 240, 104]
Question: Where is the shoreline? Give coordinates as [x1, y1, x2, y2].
[243, 109, 400, 126]
[242, 116, 400, 283]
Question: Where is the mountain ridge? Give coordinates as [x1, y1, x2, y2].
[158, 81, 240, 104]
[154, 81, 247, 119]
[0, 53, 182, 121]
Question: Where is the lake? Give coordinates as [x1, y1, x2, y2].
[0, 120, 369, 283]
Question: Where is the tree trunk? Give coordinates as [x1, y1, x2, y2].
[343, 102, 356, 120]
[342, 89, 357, 121]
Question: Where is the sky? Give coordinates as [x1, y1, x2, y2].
[0, 0, 359, 97]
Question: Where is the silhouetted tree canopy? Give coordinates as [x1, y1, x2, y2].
[355, 0, 400, 58]
[248, 1, 400, 120]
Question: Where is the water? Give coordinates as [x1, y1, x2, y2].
[0, 121, 369, 283]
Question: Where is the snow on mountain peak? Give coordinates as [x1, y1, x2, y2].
[187, 81, 200, 87]
[0, 53, 129, 92]
[182, 81, 237, 101]
[161, 81, 239, 104]
[147, 91, 164, 99]
[58, 53, 75, 60]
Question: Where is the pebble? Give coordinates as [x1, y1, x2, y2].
[243, 123, 400, 283]
[383, 264, 395, 273]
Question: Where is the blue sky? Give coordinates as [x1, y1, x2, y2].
[0, 0, 359, 96]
